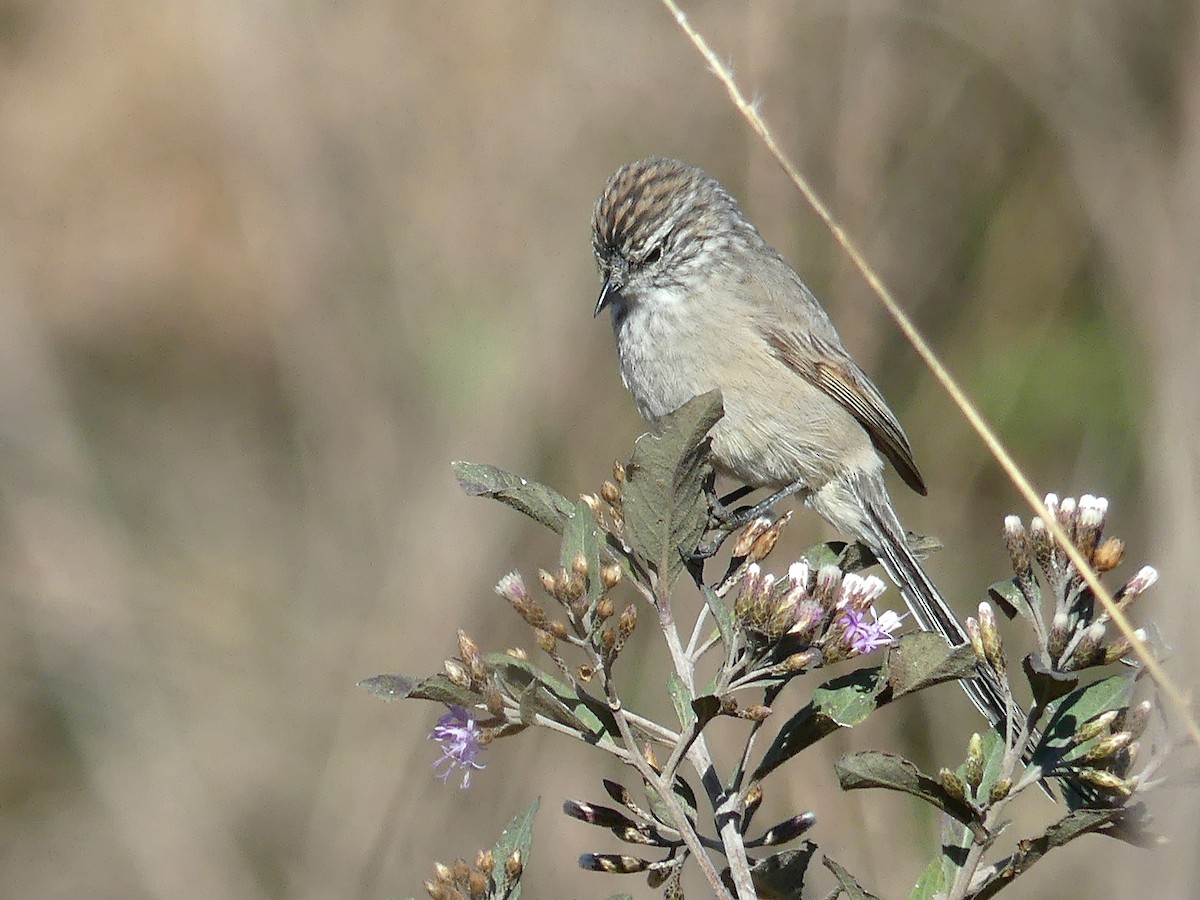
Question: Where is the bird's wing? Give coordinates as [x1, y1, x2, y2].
[761, 324, 928, 496]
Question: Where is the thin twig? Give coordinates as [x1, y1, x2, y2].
[659, 0, 1200, 756]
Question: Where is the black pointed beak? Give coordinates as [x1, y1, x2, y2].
[594, 276, 619, 317]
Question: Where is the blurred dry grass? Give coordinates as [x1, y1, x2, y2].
[0, 2, 1196, 897]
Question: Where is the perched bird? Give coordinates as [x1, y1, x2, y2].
[591, 157, 1010, 730]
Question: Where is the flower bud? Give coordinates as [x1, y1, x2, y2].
[939, 768, 967, 803]
[475, 849, 494, 877]
[1074, 709, 1118, 744]
[612, 460, 626, 483]
[444, 658, 471, 689]
[1122, 701, 1153, 741]
[548, 620, 569, 640]
[1076, 768, 1130, 795]
[1083, 731, 1132, 763]
[744, 783, 764, 818]
[1003, 516, 1032, 577]
[601, 563, 622, 590]
[964, 733, 985, 791]
[595, 596, 615, 621]
[988, 778, 1012, 804]
[749, 512, 791, 562]
[618, 604, 637, 643]
[571, 552, 589, 578]
[601, 480, 620, 506]
[504, 849, 523, 880]
[1048, 612, 1070, 662]
[467, 869, 488, 898]
[977, 602, 1005, 676]
[965, 617, 986, 666]
[731, 517, 772, 558]
[451, 858, 470, 883]
[457, 630, 487, 685]
[539, 569, 556, 596]
[1092, 537, 1125, 573]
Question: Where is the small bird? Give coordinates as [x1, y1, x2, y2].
[591, 157, 1010, 730]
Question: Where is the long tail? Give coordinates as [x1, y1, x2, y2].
[840, 471, 1023, 738]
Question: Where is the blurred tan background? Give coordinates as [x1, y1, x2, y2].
[1, 2, 1197, 897]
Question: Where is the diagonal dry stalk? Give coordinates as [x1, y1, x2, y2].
[658, 0, 1200, 756]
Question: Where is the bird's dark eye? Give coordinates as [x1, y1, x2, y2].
[643, 245, 663, 266]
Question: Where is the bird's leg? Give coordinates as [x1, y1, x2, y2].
[690, 480, 809, 561]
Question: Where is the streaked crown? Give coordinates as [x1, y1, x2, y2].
[591, 158, 763, 303]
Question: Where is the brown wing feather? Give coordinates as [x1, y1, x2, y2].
[764, 328, 928, 496]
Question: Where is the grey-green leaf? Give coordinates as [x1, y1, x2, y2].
[357, 673, 481, 708]
[452, 461, 575, 534]
[560, 499, 606, 604]
[621, 391, 723, 589]
[886, 631, 979, 699]
[753, 667, 885, 782]
[747, 843, 817, 900]
[823, 855, 881, 900]
[491, 797, 540, 900]
[835, 751, 985, 840]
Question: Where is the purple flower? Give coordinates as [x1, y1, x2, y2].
[839, 607, 905, 655]
[430, 705, 487, 788]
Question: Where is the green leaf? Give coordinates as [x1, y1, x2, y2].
[748, 843, 816, 899]
[1035, 675, 1134, 764]
[971, 807, 1124, 899]
[988, 577, 1041, 623]
[835, 752, 985, 840]
[491, 797, 540, 900]
[452, 461, 575, 534]
[753, 667, 885, 781]
[1021, 653, 1079, 717]
[909, 854, 951, 900]
[560, 500, 606, 604]
[357, 673, 480, 708]
[667, 673, 694, 727]
[701, 585, 738, 665]
[885, 631, 980, 698]
[488, 654, 618, 743]
[621, 391, 723, 589]
[823, 855, 880, 900]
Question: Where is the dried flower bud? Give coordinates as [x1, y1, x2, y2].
[457, 631, 487, 685]
[484, 684, 504, 716]
[741, 704, 772, 722]
[451, 858, 470, 883]
[571, 552, 589, 578]
[642, 742, 660, 771]
[595, 596, 615, 621]
[745, 783, 764, 817]
[577, 664, 594, 682]
[612, 460, 626, 483]
[601, 480, 620, 506]
[988, 778, 1012, 804]
[548, 620, 569, 640]
[1074, 709, 1118, 744]
[749, 512, 791, 562]
[939, 768, 967, 803]
[536, 629, 556, 654]
[425, 880, 459, 900]
[618, 604, 637, 644]
[553, 567, 570, 598]
[732, 517, 772, 558]
[601, 563, 622, 590]
[433, 861, 453, 883]
[1083, 731, 1132, 763]
[964, 733, 985, 791]
[444, 658, 471, 689]
[538, 569, 556, 596]
[600, 627, 617, 654]
[580, 492, 603, 520]
[783, 650, 818, 672]
[475, 849, 494, 877]
[1092, 537, 1125, 573]
[466, 869, 488, 898]
[504, 849, 523, 881]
